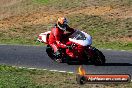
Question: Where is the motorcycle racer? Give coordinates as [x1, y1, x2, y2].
[38, 18, 106, 64]
[48, 17, 75, 62]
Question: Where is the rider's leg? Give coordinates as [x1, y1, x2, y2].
[50, 44, 62, 62]
[50, 44, 60, 55]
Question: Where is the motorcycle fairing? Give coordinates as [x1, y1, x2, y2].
[69, 31, 92, 46]
[37, 31, 51, 43]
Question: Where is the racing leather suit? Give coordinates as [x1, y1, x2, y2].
[49, 24, 75, 53]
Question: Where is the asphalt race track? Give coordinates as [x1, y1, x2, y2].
[0, 45, 132, 76]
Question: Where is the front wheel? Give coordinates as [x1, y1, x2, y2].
[91, 48, 106, 65]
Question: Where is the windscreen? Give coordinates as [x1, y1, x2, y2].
[69, 31, 86, 40]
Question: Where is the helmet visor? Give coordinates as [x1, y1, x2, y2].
[58, 22, 67, 30]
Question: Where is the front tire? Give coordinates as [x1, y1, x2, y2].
[91, 48, 106, 65]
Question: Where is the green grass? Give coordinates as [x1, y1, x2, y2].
[33, 0, 132, 10]
[0, 65, 42, 88]
[0, 65, 132, 88]
[33, 0, 50, 4]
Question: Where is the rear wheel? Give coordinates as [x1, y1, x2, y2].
[91, 48, 106, 65]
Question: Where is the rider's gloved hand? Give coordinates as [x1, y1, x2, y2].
[67, 46, 72, 50]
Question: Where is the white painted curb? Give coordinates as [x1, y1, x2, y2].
[13, 66, 74, 74]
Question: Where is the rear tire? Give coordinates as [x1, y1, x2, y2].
[91, 48, 106, 65]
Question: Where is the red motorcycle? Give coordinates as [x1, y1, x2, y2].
[37, 30, 106, 65]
